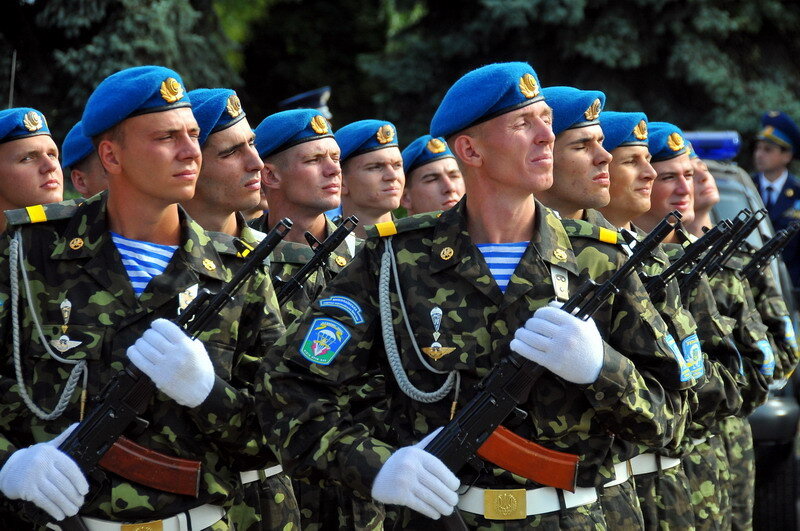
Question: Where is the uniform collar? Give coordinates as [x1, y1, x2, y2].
[267, 214, 356, 270]
[759, 170, 789, 195]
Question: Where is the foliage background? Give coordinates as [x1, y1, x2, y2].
[2, 0, 800, 169]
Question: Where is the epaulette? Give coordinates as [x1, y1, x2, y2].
[365, 211, 442, 238]
[560, 218, 621, 245]
[4, 198, 84, 227]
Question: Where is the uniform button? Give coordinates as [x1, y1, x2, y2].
[595, 392, 605, 401]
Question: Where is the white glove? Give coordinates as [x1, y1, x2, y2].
[510, 301, 604, 384]
[0, 424, 88, 521]
[371, 428, 460, 520]
[127, 318, 215, 408]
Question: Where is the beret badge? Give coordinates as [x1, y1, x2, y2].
[634, 120, 648, 140]
[426, 138, 446, 154]
[226, 94, 243, 118]
[376, 124, 395, 144]
[667, 132, 685, 152]
[584, 99, 601, 121]
[518, 73, 539, 99]
[22, 111, 43, 132]
[160, 77, 184, 103]
[310, 115, 329, 134]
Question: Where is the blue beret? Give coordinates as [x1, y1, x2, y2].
[82, 65, 191, 138]
[335, 119, 399, 162]
[254, 109, 334, 159]
[278, 87, 332, 120]
[541, 86, 605, 136]
[648, 122, 689, 163]
[686, 140, 699, 160]
[0, 107, 50, 144]
[430, 62, 544, 139]
[402, 135, 455, 175]
[758, 111, 800, 157]
[61, 121, 95, 170]
[599, 111, 649, 152]
[188, 88, 247, 147]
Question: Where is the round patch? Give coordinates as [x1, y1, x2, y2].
[69, 238, 84, 250]
[440, 247, 454, 260]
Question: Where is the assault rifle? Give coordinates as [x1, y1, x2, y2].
[741, 221, 800, 282]
[32, 219, 292, 530]
[426, 212, 680, 530]
[276, 215, 358, 305]
[704, 209, 767, 278]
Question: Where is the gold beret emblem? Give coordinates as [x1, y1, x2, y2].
[160, 77, 184, 103]
[667, 132, 685, 152]
[633, 120, 648, 140]
[310, 115, 329, 135]
[427, 138, 446, 154]
[584, 99, 601, 121]
[519, 73, 539, 99]
[376, 124, 395, 144]
[225, 94, 242, 118]
[22, 111, 43, 132]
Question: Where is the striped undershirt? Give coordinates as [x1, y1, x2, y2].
[475, 242, 527, 293]
[111, 232, 178, 297]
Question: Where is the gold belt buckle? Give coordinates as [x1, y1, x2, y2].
[121, 520, 164, 531]
[483, 488, 527, 520]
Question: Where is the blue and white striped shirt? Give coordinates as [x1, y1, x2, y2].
[111, 232, 178, 296]
[475, 242, 527, 293]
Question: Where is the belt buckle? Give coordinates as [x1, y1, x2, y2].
[483, 488, 527, 520]
[121, 520, 164, 531]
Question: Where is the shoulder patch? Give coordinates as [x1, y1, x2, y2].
[5, 199, 83, 227]
[300, 318, 351, 365]
[365, 211, 441, 238]
[560, 218, 621, 245]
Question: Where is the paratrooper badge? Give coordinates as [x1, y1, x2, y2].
[300, 318, 351, 365]
[422, 306, 456, 360]
[50, 299, 82, 353]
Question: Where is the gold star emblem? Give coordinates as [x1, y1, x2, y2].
[23, 111, 43, 132]
[553, 249, 567, 261]
[667, 133, 685, 152]
[427, 138, 446, 154]
[440, 247, 454, 260]
[335, 255, 347, 267]
[376, 125, 395, 144]
[226, 94, 242, 118]
[69, 238, 84, 250]
[160, 77, 184, 103]
[584, 99, 601, 121]
[633, 120, 648, 140]
[518, 73, 539, 99]
[202, 258, 217, 271]
[311, 115, 329, 134]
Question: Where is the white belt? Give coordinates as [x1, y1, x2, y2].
[603, 461, 632, 488]
[74, 504, 225, 531]
[458, 485, 597, 518]
[630, 453, 682, 475]
[240, 464, 283, 484]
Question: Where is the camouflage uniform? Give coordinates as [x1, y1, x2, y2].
[0, 193, 284, 528]
[258, 200, 689, 529]
[209, 213, 301, 531]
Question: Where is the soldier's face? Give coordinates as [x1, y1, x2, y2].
[341, 146, 404, 215]
[266, 137, 341, 213]
[471, 102, 554, 195]
[601, 145, 656, 224]
[754, 140, 792, 174]
[649, 153, 695, 222]
[107, 108, 201, 205]
[400, 157, 464, 215]
[691, 158, 719, 212]
[70, 152, 107, 198]
[196, 119, 263, 213]
[0, 134, 63, 211]
[543, 124, 612, 216]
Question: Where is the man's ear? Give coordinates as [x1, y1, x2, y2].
[451, 133, 483, 169]
[96, 139, 122, 176]
[70, 169, 89, 196]
[400, 187, 413, 212]
[261, 162, 281, 189]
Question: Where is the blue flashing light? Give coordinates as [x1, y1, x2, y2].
[683, 131, 741, 160]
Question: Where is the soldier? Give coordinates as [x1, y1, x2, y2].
[0, 66, 284, 528]
[183, 87, 301, 530]
[752, 111, 800, 297]
[258, 62, 687, 529]
[400, 134, 464, 216]
[251, 108, 358, 325]
[0, 107, 63, 233]
[62, 120, 107, 198]
[336, 119, 404, 238]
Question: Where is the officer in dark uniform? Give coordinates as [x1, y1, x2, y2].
[752, 111, 800, 296]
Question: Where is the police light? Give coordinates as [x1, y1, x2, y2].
[683, 131, 741, 160]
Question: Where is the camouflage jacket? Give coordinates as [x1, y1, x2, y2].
[0, 193, 284, 522]
[252, 213, 358, 324]
[258, 199, 687, 496]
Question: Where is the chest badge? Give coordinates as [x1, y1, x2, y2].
[421, 306, 456, 360]
[50, 299, 82, 353]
